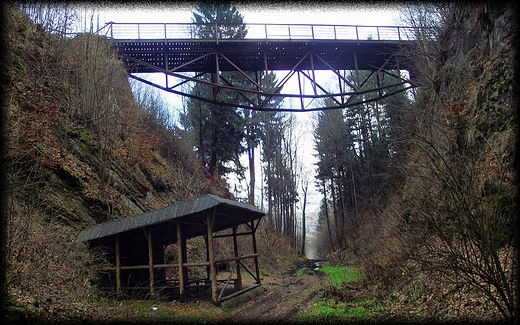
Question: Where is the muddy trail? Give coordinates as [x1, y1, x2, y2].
[223, 259, 324, 323]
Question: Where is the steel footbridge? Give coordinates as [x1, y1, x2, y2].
[98, 22, 423, 111]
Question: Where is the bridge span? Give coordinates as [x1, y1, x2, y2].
[98, 22, 420, 111]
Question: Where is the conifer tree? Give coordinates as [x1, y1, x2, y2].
[180, 2, 247, 176]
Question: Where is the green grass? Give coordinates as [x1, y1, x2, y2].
[318, 262, 366, 288]
[300, 299, 349, 321]
[299, 262, 382, 322]
[296, 266, 313, 276]
[300, 296, 383, 322]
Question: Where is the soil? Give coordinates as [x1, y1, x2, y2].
[223, 259, 324, 323]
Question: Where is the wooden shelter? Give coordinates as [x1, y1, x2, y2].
[78, 194, 265, 304]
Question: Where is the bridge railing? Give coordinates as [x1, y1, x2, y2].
[97, 22, 422, 42]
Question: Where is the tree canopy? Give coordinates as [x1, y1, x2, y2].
[192, 2, 247, 39]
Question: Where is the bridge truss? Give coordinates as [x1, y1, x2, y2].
[99, 22, 419, 112]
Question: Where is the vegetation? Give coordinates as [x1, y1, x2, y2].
[2, 2, 299, 322]
[313, 2, 517, 321]
[299, 262, 376, 322]
[179, 3, 305, 251]
[103, 300, 224, 324]
[180, 2, 248, 176]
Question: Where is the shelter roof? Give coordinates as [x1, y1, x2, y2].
[77, 194, 265, 246]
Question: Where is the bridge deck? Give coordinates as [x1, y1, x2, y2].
[115, 38, 414, 74]
[98, 22, 420, 110]
[101, 23, 418, 74]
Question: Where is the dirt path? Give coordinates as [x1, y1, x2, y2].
[223, 260, 323, 323]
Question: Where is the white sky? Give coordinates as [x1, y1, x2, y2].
[84, 3, 406, 234]
[95, 3, 403, 26]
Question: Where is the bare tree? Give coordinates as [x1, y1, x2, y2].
[17, 1, 78, 35]
[299, 169, 309, 256]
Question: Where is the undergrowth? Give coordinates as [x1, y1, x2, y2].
[100, 299, 224, 324]
[299, 262, 380, 322]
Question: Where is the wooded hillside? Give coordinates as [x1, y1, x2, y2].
[1, 4, 299, 321]
[312, 3, 517, 320]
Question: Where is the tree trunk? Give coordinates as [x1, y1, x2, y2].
[323, 180, 335, 251]
[198, 103, 204, 164]
[248, 137, 255, 204]
[300, 181, 308, 256]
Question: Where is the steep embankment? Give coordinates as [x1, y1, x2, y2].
[3, 4, 234, 320]
[340, 3, 517, 321]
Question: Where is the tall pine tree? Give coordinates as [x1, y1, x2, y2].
[180, 2, 247, 176]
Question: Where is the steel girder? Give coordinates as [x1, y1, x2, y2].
[115, 38, 416, 111]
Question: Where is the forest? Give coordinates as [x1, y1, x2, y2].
[1, 1, 517, 323]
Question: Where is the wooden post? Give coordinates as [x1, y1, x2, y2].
[177, 223, 186, 302]
[232, 226, 242, 292]
[145, 228, 154, 296]
[251, 220, 261, 284]
[181, 232, 188, 291]
[204, 235, 210, 280]
[207, 209, 217, 303]
[115, 235, 121, 294]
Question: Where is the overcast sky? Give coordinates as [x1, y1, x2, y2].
[93, 3, 404, 26]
